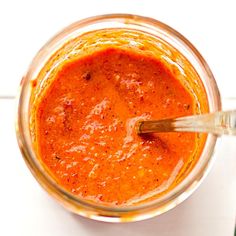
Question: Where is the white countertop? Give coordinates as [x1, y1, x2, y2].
[0, 0, 236, 235]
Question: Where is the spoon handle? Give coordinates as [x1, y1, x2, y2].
[138, 110, 236, 135]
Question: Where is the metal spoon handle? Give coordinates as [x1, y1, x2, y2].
[138, 110, 236, 135]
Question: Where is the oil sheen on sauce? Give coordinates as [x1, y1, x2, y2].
[33, 34, 207, 206]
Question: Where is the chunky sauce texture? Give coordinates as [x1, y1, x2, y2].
[33, 30, 207, 206]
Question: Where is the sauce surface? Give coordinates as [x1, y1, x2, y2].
[33, 30, 207, 206]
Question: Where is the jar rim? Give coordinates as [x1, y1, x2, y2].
[16, 13, 221, 221]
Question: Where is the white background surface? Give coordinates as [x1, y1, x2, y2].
[0, 0, 236, 235]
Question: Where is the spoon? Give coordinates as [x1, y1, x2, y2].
[137, 110, 236, 135]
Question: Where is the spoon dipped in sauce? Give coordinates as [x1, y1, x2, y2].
[137, 110, 236, 135]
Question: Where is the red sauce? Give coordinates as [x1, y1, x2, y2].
[31, 29, 208, 206]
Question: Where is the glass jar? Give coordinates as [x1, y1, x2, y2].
[16, 14, 221, 222]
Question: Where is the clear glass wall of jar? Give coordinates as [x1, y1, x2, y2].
[16, 14, 221, 222]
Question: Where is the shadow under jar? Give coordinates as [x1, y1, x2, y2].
[16, 14, 221, 222]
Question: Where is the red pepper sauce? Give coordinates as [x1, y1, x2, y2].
[33, 42, 207, 206]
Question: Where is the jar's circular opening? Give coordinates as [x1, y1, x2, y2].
[16, 14, 221, 219]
